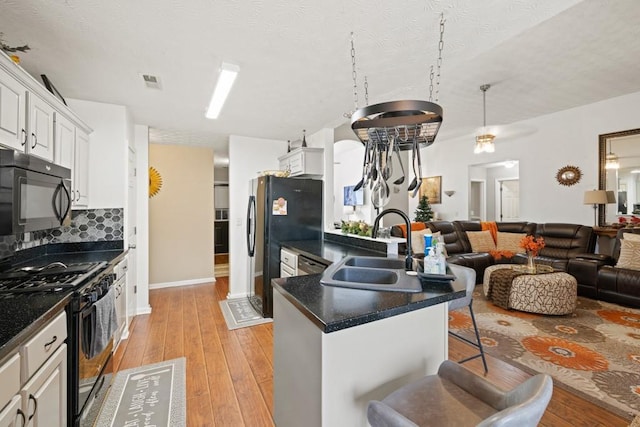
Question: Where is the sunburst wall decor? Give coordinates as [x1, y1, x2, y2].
[149, 167, 163, 197]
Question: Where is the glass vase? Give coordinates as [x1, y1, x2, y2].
[526, 252, 536, 273]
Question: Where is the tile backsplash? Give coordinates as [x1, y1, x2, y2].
[0, 208, 124, 259]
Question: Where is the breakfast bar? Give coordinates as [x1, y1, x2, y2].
[271, 264, 466, 427]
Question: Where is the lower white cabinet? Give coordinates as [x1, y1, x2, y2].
[20, 344, 66, 427]
[114, 256, 129, 348]
[0, 353, 23, 427]
[0, 395, 24, 427]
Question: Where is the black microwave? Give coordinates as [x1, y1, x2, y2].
[0, 149, 72, 235]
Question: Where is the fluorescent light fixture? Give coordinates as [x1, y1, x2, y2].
[206, 62, 239, 119]
[631, 169, 640, 174]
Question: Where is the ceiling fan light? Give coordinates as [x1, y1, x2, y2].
[474, 84, 496, 154]
[474, 133, 495, 153]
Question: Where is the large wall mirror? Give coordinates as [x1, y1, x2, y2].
[598, 128, 640, 225]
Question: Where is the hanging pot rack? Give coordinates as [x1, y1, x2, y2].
[350, 100, 443, 150]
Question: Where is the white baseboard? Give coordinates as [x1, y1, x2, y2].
[149, 277, 215, 290]
[227, 291, 249, 300]
[136, 305, 152, 315]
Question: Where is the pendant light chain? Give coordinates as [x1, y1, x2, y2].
[364, 76, 369, 106]
[428, 13, 445, 102]
[435, 13, 445, 102]
[350, 32, 359, 111]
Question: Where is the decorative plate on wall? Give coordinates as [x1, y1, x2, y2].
[556, 165, 582, 186]
[149, 167, 163, 197]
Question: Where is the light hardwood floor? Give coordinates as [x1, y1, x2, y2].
[113, 279, 629, 426]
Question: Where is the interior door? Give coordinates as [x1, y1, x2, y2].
[127, 145, 137, 326]
[498, 179, 520, 221]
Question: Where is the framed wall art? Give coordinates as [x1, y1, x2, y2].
[419, 176, 442, 204]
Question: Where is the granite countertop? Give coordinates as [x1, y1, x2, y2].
[281, 239, 386, 265]
[0, 240, 126, 362]
[272, 266, 466, 333]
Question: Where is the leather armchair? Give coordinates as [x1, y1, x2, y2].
[595, 228, 640, 307]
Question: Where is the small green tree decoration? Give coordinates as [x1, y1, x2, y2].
[414, 195, 434, 222]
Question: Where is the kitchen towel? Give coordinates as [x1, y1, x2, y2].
[91, 286, 118, 358]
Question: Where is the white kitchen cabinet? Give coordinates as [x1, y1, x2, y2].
[114, 256, 129, 348]
[0, 353, 22, 427]
[54, 115, 90, 207]
[27, 92, 55, 162]
[0, 395, 23, 427]
[278, 147, 324, 177]
[280, 248, 298, 277]
[20, 344, 66, 427]
[17, 311, 67, 427]
[0, 67, 27, 151]
[1, 52, 91, 170]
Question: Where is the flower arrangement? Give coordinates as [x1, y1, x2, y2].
[519, 235, 545, 256]
[340, 220, 373, 237]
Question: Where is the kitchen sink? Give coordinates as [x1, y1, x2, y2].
[320, 256, 422, 292]
[331, 267, 398, 285]
[343, 257, 405, 270]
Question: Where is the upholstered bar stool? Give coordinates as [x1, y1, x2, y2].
[367, 360, 553, 427]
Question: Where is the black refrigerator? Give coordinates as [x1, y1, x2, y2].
[246, 176, 323, 317]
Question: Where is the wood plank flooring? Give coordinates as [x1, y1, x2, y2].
[113, 279, 630, 426]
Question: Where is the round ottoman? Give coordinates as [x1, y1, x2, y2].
[482, 264, 577, 315]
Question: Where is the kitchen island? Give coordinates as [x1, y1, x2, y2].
[271, 263, 466, 427]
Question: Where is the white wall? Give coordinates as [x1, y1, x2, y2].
[66, 99, 128, 208]
[330, 90, 640, 226]
[228, 135, 287, 298]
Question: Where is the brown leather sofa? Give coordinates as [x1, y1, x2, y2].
[568, 228, 640, 307]
[392, 220, 595, 285]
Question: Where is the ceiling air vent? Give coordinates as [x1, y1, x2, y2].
[141, 74, 161, 89]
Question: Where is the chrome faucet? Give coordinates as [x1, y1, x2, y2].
[372, 208, 413, 271]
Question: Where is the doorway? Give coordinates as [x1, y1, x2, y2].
[469, 180, 486, 221]
[468, 161, 519, 222]
[495, 179, 520, 221]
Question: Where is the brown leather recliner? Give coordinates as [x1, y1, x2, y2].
[569, 228, 640, 308]
[516, 223, 596, 271]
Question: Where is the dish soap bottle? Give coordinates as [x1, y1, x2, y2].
[435, 242, 446, 274]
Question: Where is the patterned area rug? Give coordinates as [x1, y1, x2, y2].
[95, 358, 186, 426]
[219, 298, 272, 330]
[450, 287, 640, 421]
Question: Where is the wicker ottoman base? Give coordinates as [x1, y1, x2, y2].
[483, 264, 577, 315]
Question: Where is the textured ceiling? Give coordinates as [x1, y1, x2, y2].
[1, 0, 639, 163]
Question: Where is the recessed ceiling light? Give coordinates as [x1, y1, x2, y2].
[206, 62, 239, 119]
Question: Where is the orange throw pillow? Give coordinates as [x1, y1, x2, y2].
[397, 222, 426, 238]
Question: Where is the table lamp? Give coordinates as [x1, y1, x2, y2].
[583, 190, 610, 226]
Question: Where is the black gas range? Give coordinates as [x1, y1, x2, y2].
[0, 261, 107, 296]
[0, 259, 118, 426]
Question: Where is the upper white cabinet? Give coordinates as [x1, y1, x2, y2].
[278, 147, 324, 177]
[28, 92, 55, 161]
[74, 129, 89, 207]
[0, 51, 92, 176]
[0, 67, 27, 152]
[55, 114, 89, 207]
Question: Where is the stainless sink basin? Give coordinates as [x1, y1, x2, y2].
[331, 267, 398, 285]
[320, 256, 422, 292]
[343, 257, 405, 270]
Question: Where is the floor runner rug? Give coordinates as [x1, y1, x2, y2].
[450, 287, 640, 421]
[220, 297, 272, 330]
[95, 358, 186, 427]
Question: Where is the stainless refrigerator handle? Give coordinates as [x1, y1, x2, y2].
[246, 195, 256, 256]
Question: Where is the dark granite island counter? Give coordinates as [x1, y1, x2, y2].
[272, 263, 468, 427]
